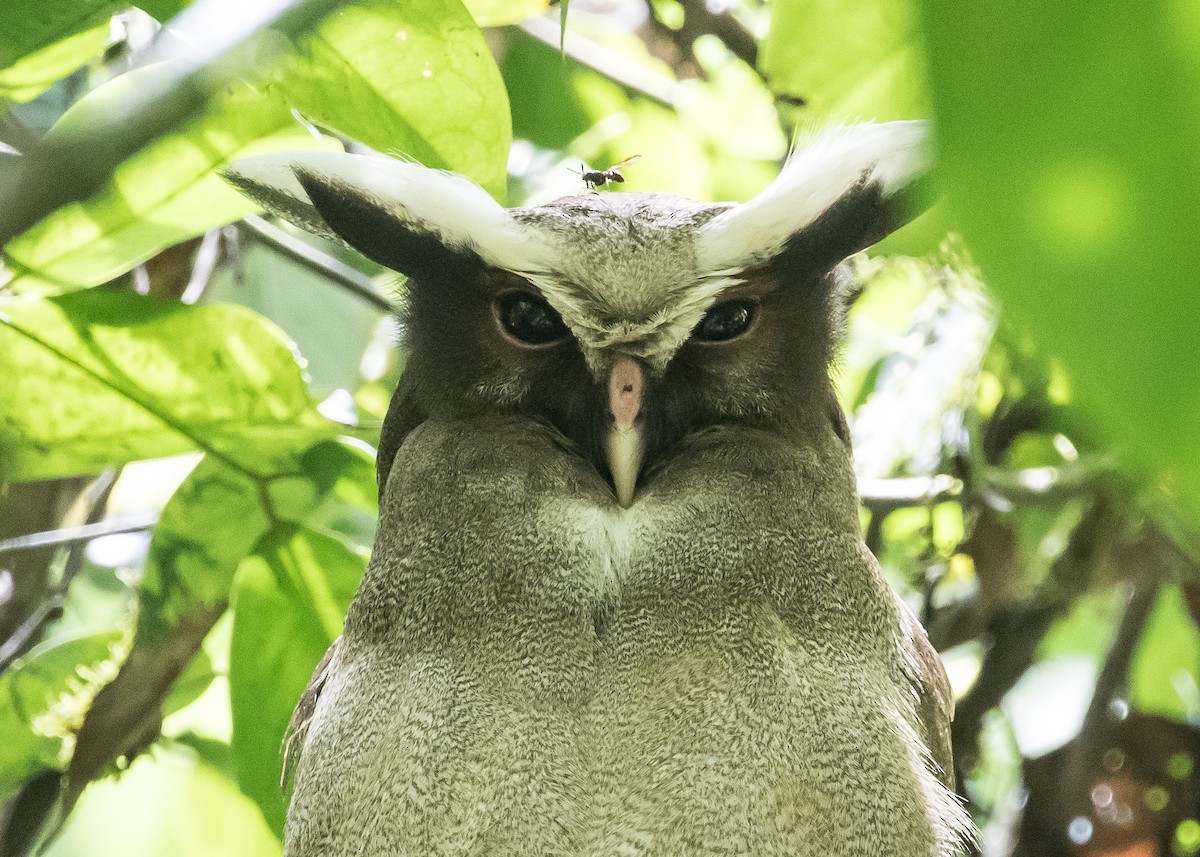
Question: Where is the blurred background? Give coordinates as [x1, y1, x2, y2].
[0, 1, 1198, 855]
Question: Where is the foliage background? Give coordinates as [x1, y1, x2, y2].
[0, 1, 1197, 855]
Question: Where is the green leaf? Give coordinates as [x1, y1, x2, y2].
[504, 30, 594, 151]
[921, 1, 1200, 532]
[0, 632, 123, 801]
[0, 24, 108, 104]
[274, 0, 511, 199]
[229, 526, 366, 834]
[138, 457, 270, 643]
[0, 291, 333, 481]
[759, 0, 927, 122]
[3, 0, 510, 294]
[47, 747, 281, 857]
[3, 64, 340, 295]
[462, 0, 548, 27]
[1130, 585, 1200, 723]
[300, 439, 380, 546]
[0, 2, 113, 72]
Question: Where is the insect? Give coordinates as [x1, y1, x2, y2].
[576, 154, 641, 190]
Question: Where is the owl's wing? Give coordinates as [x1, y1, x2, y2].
[282, 635, 342, 791]
[895, 597, 957, 791]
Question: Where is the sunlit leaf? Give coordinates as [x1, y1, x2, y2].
[300, 439, 379, 547]
[921, 1, 1200, 533]
[678, 38, 786, 164]
[229, 526, 366, 833]
[1130, 586, 1200, 723]
[0, 2, 112, 72]
[48, 747, 280, 857]
[3, 0, 509, 294]
[0, 291, 333, 481]
[462, 0, 548, 27]
[0, 24, 108, 104]
[0, 632, 122, 801]
[760, 0, 927, 122]
[274, 0, 511, 198]
[138, 457, 269, 643]
[2, 65, 340, 295]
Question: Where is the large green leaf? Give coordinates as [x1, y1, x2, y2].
[462, 0, 547, 27]
[920, 2, 1200, 532]
[759, 0, 927, 122]
[0, 1, 192, 103]
[67, 437, 372, 817]
[229, 526, 366, 833]
[0, 291, 332, 481]
[0, 23, 108, 104]
[47, 746, 280, 857]
[0, 2, 113, 72]
[138, 457, 270, 643]
[274, 0, 511, 197]
[2, 0, 509, 295]
[2, 65, 340, 295]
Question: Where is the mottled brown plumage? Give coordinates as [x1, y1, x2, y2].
[226, 122, 975, 856]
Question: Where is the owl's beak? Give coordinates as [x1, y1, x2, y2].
[605, 357, 645, 507]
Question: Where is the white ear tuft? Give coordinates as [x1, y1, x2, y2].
[222, 152, 548, 275]
[695, 121, 930, 275]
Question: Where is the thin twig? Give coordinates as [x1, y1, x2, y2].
[0, 512, 159, 556]
[519, 16, 679, 108]
[951, 499, 1117, 773]
[240, 214, 395, 313]
[0, 471, 123, 671]
[181, 227, 224, 304]
[857, 474, 962, 513]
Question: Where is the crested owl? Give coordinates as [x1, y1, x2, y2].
[224, 121, 975, 856]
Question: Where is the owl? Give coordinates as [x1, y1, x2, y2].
[224, 121, 975, 856]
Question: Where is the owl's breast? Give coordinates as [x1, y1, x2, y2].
[286, 419, 957, 857]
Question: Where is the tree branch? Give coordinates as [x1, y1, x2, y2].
[520, 16, 679, 108]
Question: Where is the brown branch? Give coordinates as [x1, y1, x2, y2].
[645, 0, 759, 72]
[951, 498, 1118, 774]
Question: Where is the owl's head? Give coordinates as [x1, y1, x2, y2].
[225, 122, 929, 507]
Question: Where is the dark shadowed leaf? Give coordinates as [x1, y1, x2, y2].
[0, 2, 111, 74]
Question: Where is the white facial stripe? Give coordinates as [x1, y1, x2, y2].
[529, 271, 743, 373]
[225, 152, 554, 276]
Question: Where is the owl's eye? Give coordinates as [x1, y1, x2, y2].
[693, 300, 756, 343]
[496, 292, 570, 346]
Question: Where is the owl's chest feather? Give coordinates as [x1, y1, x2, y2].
[286, 419, 959, 856]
